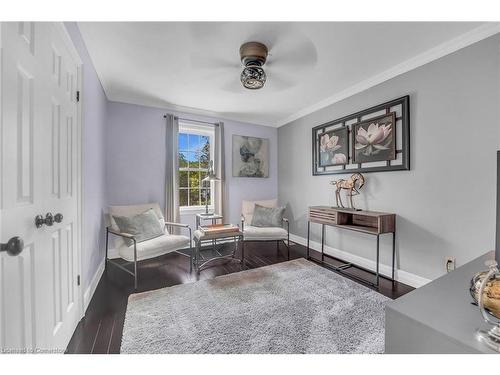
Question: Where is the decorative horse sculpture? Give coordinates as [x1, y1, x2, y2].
[330, 173, 366, 210]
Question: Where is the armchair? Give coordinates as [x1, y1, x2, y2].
[240, 199, 290, 261]
[105, 203, 192, 290]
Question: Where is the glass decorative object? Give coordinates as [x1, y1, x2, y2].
[470, 260, 500, 352]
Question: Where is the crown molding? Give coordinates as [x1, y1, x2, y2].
[275, 22, 500, 128]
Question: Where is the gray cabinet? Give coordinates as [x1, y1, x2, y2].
[385, 253, 497, 354]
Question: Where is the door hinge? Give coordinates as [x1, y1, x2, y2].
[77, 275, 81, 286]
[76, 90, 80, 102]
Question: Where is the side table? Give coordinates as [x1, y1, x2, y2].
[193, 229, 243, 274]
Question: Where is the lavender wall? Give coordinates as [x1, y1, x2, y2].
[106, 101, 278, 227]
[223, 119, 278, 224]
[65, 23, 108, 291]
[105, 102, 166, 207]
[65, 23, 277, 289]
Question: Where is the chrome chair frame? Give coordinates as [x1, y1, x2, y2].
[105, 221, 192, 290]
[240, 216, 290, 261]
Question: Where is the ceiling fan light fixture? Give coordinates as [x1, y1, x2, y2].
[240, 64, 266, 90]
[239, 41, 268, 90]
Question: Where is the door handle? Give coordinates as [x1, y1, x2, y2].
[35, 213, 63, 228]
[0, 236, 24, 256]
[35, 213, 54, 228]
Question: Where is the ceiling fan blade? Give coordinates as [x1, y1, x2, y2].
[190, 53, 241, 70]
[265, 71, 296, 91]
[266, 33, 318, 70]
[220, 77, 245, 94]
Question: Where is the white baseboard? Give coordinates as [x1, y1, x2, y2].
[289, 234, 431, 288]
[83, 258, 105, 313]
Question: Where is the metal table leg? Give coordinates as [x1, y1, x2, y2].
[105, 228, 109, 271]
[376, 234, 380, 286]
[195, 234, 244, 273]
[392, 232, 396, 282]
[306, 221, 310, 259]
[189, 243, 193, 273]
[321, 224, 325, 262]
[242, 237, 245, 265]
[212, 218, 216, 251]
[287, 230, 290, 260]
[195, 238, 201, 275]
[239, 235, 244, 264]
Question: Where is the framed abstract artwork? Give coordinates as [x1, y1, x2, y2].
[312, 95, 410, 175]
[232, 135, 269, 178]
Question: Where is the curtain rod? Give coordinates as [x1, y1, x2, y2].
[163, 114, 219, 127]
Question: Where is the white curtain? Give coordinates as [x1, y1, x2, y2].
[165, 114, 180, 231]
[214, 122, 227, 219]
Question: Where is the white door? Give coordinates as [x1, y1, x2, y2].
[0, 22, 82, 353]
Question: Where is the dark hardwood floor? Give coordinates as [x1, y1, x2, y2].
[66, 241, 414, 354]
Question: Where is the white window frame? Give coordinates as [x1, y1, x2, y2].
[178, 122, 215, 212]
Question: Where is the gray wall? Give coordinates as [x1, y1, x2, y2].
[278, 35, 500, 282]
[65, 23, 108, 291]
[106, 101, 278, 227]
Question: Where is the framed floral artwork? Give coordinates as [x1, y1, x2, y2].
[352, 112, 396, 163]
[318, 127, 348, 167]
[311, 95, 410, 175]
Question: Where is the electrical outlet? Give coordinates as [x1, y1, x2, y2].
[446, 257, 456, 273]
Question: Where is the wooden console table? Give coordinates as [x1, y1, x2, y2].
[307, 206, 396, 287]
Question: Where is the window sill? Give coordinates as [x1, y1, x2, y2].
[180, 206, 214, 214]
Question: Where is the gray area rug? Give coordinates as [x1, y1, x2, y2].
[121, 258, 389, 354]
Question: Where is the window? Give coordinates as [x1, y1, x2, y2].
[178, 123, 214, 209]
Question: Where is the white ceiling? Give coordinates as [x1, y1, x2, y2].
[77, 22, 496, 127]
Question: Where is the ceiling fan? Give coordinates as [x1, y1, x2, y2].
[189, 29, 317, 92]
[239, 41, 268, 90]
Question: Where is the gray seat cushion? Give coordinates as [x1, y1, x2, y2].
[107, 203, 166, 250]
[113, 208, 164, 246]
[242, 199, 277, 224]
[250, 204, 285, 227]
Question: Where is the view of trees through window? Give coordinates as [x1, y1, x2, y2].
[178, 132, 211, 207]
